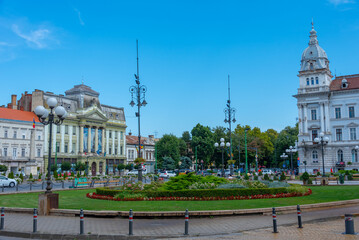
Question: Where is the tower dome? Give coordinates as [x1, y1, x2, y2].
[300, 25, 329, 71]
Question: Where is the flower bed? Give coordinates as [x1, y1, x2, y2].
[87, 188, 312, 201]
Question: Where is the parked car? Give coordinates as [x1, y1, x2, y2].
[179, 169, 192, 175]
[159, 170, 169, 178]
[261, 169, 273, 175]
[0, 176, 17, 187]
[197, 170, 212, 176]
[127, 169, 147, 175]
[217, 169, 231, 177]
[167, 171, 177, 178]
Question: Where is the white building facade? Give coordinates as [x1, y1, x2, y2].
[295, 26, 359, 174]
[126, 134, 156, 173]
[0, 108, 44, 175]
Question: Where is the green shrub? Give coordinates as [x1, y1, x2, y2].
[261, 181, 290, 188]
[307, 178, 313, 185]
[287, 184, 308, 194]
[53, 171, 58, 178]
[300, 172, 310, 181]
[258, 171, 263, 176]
[143, 181, 163, 191]
[29, 173, 33, 179]
[280, 172, 286, 181]
[19, 174, 23, 182]
[348, 174, 353, 181]
[115, 192, 145, 199]
[244, 174, 249, 180]
[0, 165, 8, 172]
[217, 184, 246, 189]
[316, 171, 321, 176]
[273, 176, 278, 181]
[254, 175, 258, 180]
[264, 174, 270, 181]
[189, 182, 217, 189]
[76, 172, 81, 178]
[8, 172, 14, 179]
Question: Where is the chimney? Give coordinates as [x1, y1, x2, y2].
[128, 131, 132, 136]
[11, 95, 17, 110]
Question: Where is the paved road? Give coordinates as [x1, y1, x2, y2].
[0, 205, 358, 238]
[0, 181, 73, 193]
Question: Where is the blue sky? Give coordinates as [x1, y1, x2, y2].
[0, 0, 358, 138]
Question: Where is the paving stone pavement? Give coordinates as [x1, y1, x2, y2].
[0, 205, 358, 238]
[171, 218, 359, 240]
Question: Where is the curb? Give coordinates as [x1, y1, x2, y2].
[3, 199, 359, 218]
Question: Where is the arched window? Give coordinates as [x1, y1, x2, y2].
[312, 150, 318, 162]
[352, 149, 358, 163]
[306, 78, 310, 86]
[310, 63, 314, 70]
[337, 149, 343, 162]
[311, 77, 314, 85]
[315, 77, 319, 84]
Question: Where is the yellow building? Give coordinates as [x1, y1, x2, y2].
[20, 84, 127, 176]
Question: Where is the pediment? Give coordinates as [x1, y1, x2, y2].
[78, 107, 108, 122]
[347, 122, 359, 127]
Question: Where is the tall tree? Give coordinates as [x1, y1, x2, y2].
[191, 123, 215, 168]
[156, 134, 186, 167]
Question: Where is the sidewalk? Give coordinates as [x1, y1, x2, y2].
[0, 205, 358, 238]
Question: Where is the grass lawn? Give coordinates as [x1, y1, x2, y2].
[0, 186, 358, 211]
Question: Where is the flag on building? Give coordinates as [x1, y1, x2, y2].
[33, 118, 35, 128]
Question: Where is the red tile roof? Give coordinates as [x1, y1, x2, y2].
[126, 135, 157, 146]
[330, 74, 359, 91]
[0, 107, 39, 123]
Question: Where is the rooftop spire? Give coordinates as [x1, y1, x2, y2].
[309, 21, 318, 46]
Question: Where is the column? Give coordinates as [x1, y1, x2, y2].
[95, 127, 99, 152]
[60, 125, 65, 153]
[117, 131, 121, 156]
[325, 103, 330, 133]
[102, 128, 105, 154]
[80, 126, 84, 153]
[75, 126, 79, 154]
[69, 125, 73, 153]
[320, 103, 325, 133]
[112, 130, 115, 155]
[106, 130, 109, 155]
[123, 131, 126, 158]
[303, 104, 308, 134]
[297, 104, 302, 134]
[87, 126, 92, 153]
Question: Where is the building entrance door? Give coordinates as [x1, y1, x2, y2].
[99, 162, 103, 174]
[91, 162, 96, 176]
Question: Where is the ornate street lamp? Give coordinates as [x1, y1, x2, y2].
[214, 138, 230, 177]
[34, 97, 67, 193]
[244, 128, 250, 174]
[224, 75, 236, 175]
[285, 146, 297, 175]
[280, 153, 288, 169]
[314, 132, 329, 176]
[129, 40, 147, 182]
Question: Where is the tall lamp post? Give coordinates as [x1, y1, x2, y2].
[244, 128, 250, 174]
[129, 40, 147, 182]
[224, 75, 236, 175]
[34, 97, 67, 193]
[285, 146, 297, 175]
[214, 138, 230, 177]
[314, 132, 329, 176]
[280, 153, 288, 169]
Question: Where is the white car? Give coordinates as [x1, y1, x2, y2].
[126, 169, 147, 175]
[261, 169, 273, 175]
[0, 176, 17, 187]
[167, 171, 176, 178]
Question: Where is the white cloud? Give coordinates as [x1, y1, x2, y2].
[11, 24, 51, 49]
[74, 8, 85, 26]
[328, 0, 355, 6]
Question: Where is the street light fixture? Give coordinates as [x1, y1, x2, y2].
[280, 153, 288, 169]
[314, 132, 329, 176]
[285, 146, 297, 175]
[223, 75, 236, 175]
[34, 97, 67, 193]
[214, 138, 230, 177]
[129, 40, 147, 182]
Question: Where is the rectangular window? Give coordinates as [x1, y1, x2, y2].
[311, 109, 317, 120]
[22, 133, 26, 139]
[306, 80, 309, 86]
[336, 129, 342, 141]
[120, 146, 123, 155]
[57, 125, 60, 133]
[37, 148, 41, 157]
[21, 148, 25, 157]
[335, 108, 341, 119]
[4, 130, 8, 138]
[115, 148, 118, 155]
[38, 135, 41, 140]
[312, 130, 318, 142]
[3, 148, 7, 157]
[315, 77, 319, 84]
[72, 143, 76, 153]
[64, 143, 68, 153]
[349, 107, 355, 118]
[311, 78, 314, 85]
[115, 131, 118, 139]
[73, 126, 76, 135]
[65, 125, 69, 134]
[109, 147, 112, 155]
[13, 130, 17, 138]
[13, 148, 17, 158]
[56, 142, 60, 153]
[109, 131, 112, 138]
[120, 132, 123, 140]
[350, 128, 357, 140]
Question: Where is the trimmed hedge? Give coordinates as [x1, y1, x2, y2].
[96, 187, 291, 198]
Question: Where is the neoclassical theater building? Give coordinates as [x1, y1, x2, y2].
[295, 25, 359, 173]
[16, 83, 127, 175]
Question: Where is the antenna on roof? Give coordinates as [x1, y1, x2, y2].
[81, 75, 84, 85]
[311, 18, 314, 29]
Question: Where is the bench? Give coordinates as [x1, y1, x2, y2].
[314, 177, 338, 185]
